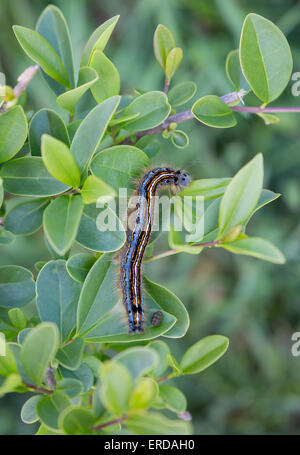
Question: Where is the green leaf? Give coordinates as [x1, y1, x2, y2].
[0, 265, 35, 308]
[66, 253, 97, 283]
[5, 198, 49, 235]
[180, 335, 229, 374]
[0, 157, 70, 197]
[90, 145, 150, 192]
[0, 374, 22, 397]
[20, 322, 59, 386]
[0, 227, 15, 246]
[60, 362, 93, 392]
[81, 175, 116, 205]
[76, 204, 125, 252]
[21, 395, 42, 424]
[36, 390, 71, 432]
[56, 67, 99, 112]
[29, 108, 70, 156]
[192, 95, 236, 128]
[36, 5, 75, 89]
[257, 113, 280, 125]
[56, 378, 83, 398]
[129, 378, 158, 410]
[71, 96, 120, 174]
[165, 47, 183, 83]
[135, 136, 161, 159]
[127, 411, 192, 435]
[41, 134, 80, 188]
[153, 24, 176, 69]
[81, 15, 120, 67]
[8, 308, 26, 330]
[36, 260, 81, 342]
[170, 130, 189, 149]
[167, 354, 183, 376]
[59, 406, 95, 435]
[147, 340, 170, 378]
[180, 177, 231, 199]
[83, 354, 102, 378]
[13, 26, 69, 87]
[158, 385, 187, 413]
[226, 49, 242, 91]
[76, 254, 116, 336]
[245, 189, 280, 226]
[0, 343, 18, 376]
[121, 91, 171, 133]
[144, 276, 189, 338]
[81, 310, 176, 343]
[239, 13, 293, 103]
[168, 227, 203, 255]
[220, 236, 286, 264]
[218, 154, 263, 238]
[100, 361, 133, 416]
[56, 338, 84, 370]
[168, 81, 197, 107]
[112, 347, 158, 381]
[0, 106, 28, 164]
[43, 195, 83, 255]
[89, 50, 120, 103]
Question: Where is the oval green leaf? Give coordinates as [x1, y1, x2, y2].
[180, 335, 229, 374]
[56, 67, 98, 112]
[36, 5, 75, 89]
[0, 265, 35, 309]
[0, 106, 28, 164]
[20, 322, 59, 386]
[70, 96, 120, 174]
[66, 253, 97, 283]
[221, 236, 286, 264]
[13, 26, 69, 87]
[43, 195, 83, 255]
[89, 50, 120, 104]
[121, 91, 171, 133]
[90, 145, 150, 192]
[29, 108, 70, 156]
[0, 157, 70, 197]
[5, 198, 49, 235]
[80, 15, 120, 67]
[239, 13, 293, 103]
[36, 260, 81, 342]
[218, 154, 263, 238]
[76, 204, 125, 252]
[42, 134, 81, 188]
[192, 95, 236, 128]
[168, 81, 197, 107]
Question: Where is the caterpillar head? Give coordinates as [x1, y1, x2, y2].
[175, 170, 191, 188]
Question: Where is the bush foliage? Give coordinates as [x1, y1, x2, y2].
[0, 5, 295, 435]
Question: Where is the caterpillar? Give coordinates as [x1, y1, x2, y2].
[120, 167, 191, 334]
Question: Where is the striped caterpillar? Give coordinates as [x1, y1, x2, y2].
[120, 167, 191, 333]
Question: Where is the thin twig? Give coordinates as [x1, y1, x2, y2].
[92, 416, 127, 432]
[119, 88, 300, 145]
[231, 105, 300, 113]
[163, 78, 169, 94]
[23, 383, 53, 395]
[145, 240, 220, 263]
[144, 249, 179, 263]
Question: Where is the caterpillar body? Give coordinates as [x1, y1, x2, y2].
[120, 167, 191, 334]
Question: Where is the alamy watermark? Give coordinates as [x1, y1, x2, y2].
[94, 189, 205, 243]
[291, 72, 300, 96]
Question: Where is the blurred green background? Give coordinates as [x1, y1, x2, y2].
[1, 0, 300, 435]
